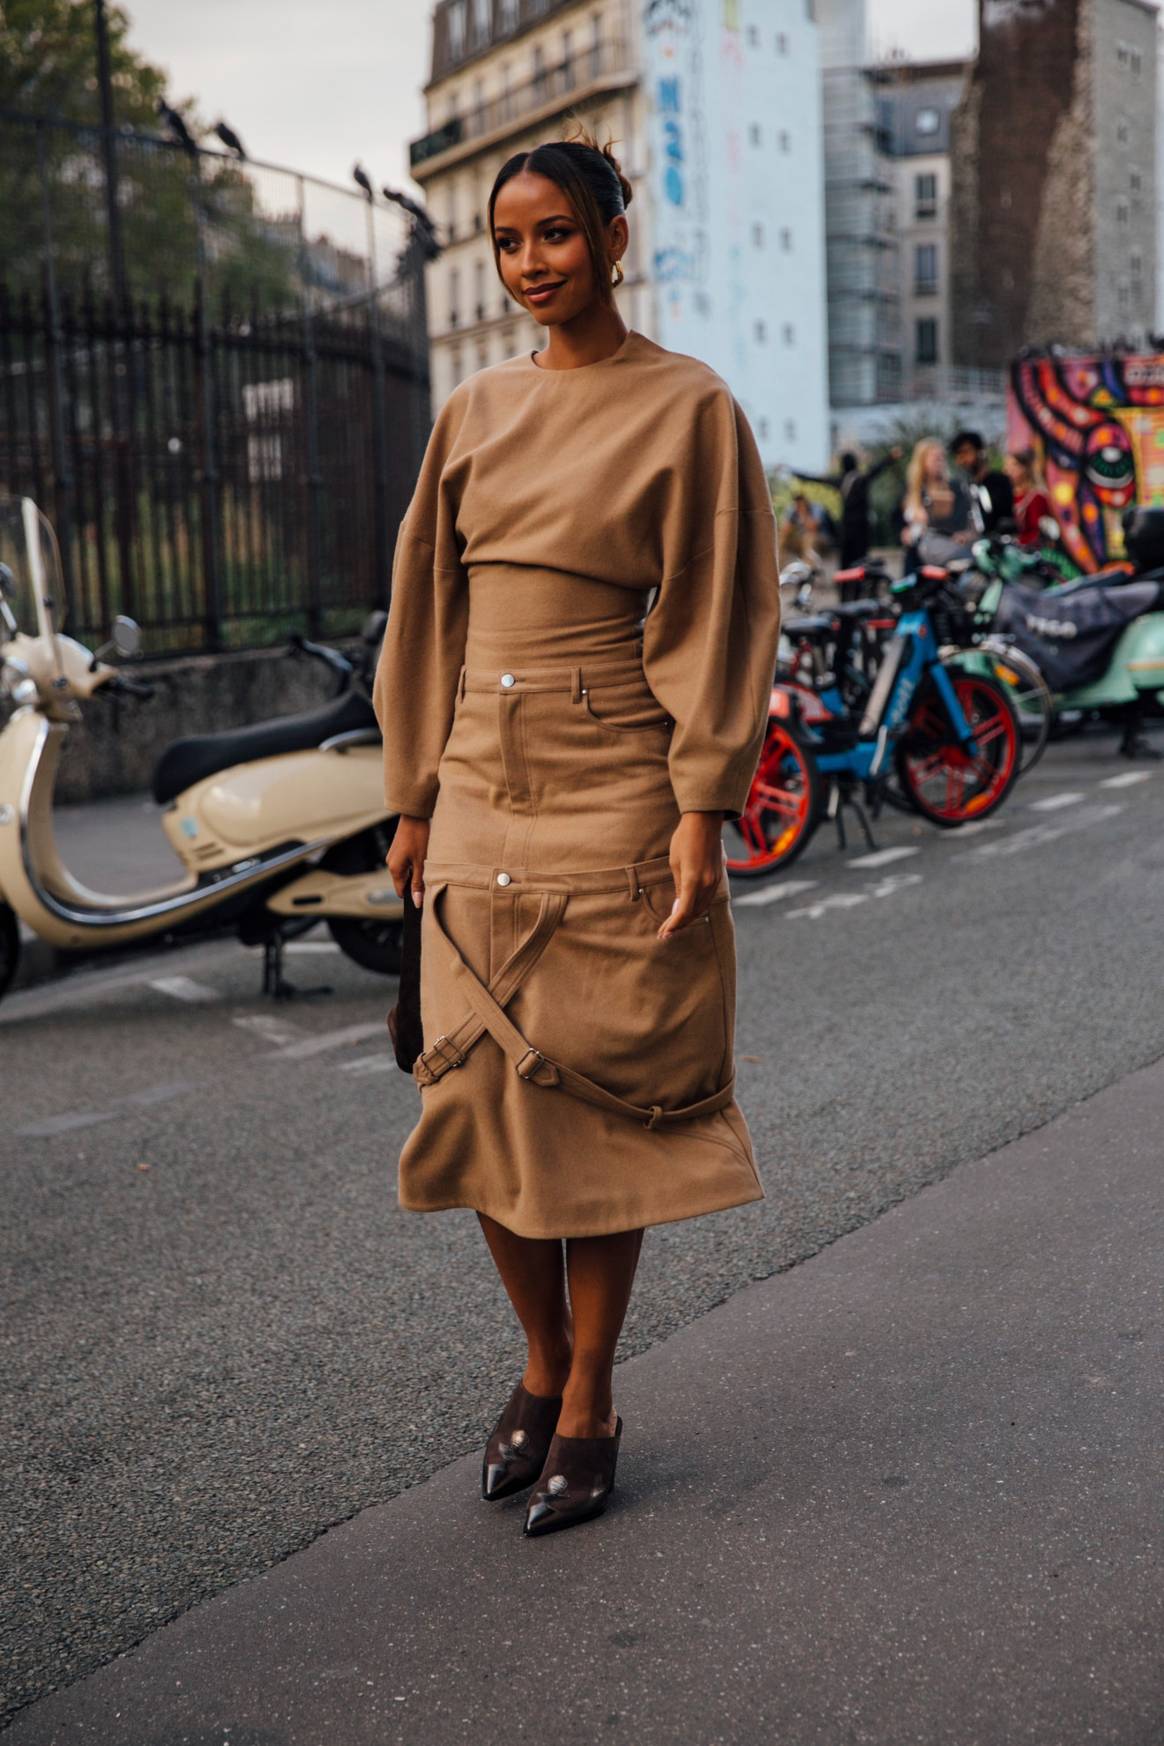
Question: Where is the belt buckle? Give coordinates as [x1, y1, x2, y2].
[515, 1046, 547, 1081]
[432, 1034, 466, 1071]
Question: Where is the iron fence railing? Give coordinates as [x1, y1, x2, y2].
[0, 111, 435, 655]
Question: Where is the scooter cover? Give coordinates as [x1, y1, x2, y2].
[992, 578, 1164, 692]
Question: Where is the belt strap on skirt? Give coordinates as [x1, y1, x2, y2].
[414, 885, 737, 1130]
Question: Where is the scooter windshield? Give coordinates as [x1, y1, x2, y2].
[0, 497, 66, 640]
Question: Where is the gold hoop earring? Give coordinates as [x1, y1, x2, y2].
[610, 259, 624, 287]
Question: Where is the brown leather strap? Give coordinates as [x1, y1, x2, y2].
[415, 884, 736, 1129]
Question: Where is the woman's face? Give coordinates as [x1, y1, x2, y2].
[1004, 453, 1027, 487]
[493, 169, 623, 327]
[923, 443, 947, 485]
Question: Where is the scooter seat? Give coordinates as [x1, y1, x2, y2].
[831, 599, 882, 619]
[152, 687, 379, 806]
[784, 614, 834, 638]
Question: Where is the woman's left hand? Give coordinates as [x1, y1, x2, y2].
[656, 811, 726, 941]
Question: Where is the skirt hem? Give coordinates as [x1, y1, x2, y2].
[397, 1176, 765, 1241]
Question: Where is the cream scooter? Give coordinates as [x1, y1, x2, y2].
[0, 497, 403, 1003]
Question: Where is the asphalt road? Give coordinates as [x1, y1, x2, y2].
[3, 726, 1163, 1728]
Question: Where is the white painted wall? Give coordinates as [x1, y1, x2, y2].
[638, 0, 830, 468]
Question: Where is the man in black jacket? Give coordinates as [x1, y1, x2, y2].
[949, 430, 1014, 533]
[795, 447, 903, 572]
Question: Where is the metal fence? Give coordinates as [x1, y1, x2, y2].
[0, 111, 434, 654]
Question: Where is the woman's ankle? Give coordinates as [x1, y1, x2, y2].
[522, 1338, 573, 1398]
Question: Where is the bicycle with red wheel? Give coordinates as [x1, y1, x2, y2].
[724, 566, 1022, 879]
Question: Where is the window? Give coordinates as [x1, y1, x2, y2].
[1117, 197, 1129, 225]
[448, 0, 465, 58]
[532, 42, 545, 95]
[450, 344, 463, 384]
[747, 23, 760, 45]
[474, 257, 485, 320]
[1118, 283, 1130, 310]
[562, 28, 573, 83]
[472, 77, 485, 128]
[472, 0, 490, 41]
[758, 417, 769, 441]
[915, 242, 938, 293]
[1131, 249, 1144, 279]
[590, 12, 601, 77]
[776, 31, 789, 54]
[915, 172, 937, 220]
[752, 221, 764, 247]
[755, 319, 766, 342]
[476, 338, 488, 370]
[915, 106, 940, 137]
[780, 227, 792, 251]
[915, 318, 938, 364]
[1130, 167, 1142, 193]
[1117, 118, 1130, 144]
[1131, 47, 1142, 77]
[784, 417, 797, 443]
[749, 121, 762, 146]
[1117, 39, 1128, 65]
[500, 0, 516, 27]
[779, 129, 791, 153]
[782, 322, 795, 345]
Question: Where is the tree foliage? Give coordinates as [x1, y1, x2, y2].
[1, 0, 299, 310]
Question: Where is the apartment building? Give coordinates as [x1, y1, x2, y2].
[877, 60, 970, 397]
[406, 0, 830, 467]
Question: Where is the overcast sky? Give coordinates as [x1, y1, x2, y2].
[126, 0, 978, 196]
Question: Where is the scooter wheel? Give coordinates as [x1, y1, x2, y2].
[0, 902, 20, 1002]
[321, 825, 403, 977]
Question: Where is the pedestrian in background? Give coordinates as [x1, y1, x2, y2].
[794, 446, 903, 571]
[779, 492, 825, 571]
[1004, 447, 1055, 548]
[900, 437, 982, 572]
[949, 429, 1014, 533]
[373, 127, 782, 1539]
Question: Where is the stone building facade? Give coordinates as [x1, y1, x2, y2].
[949, 0, 1158, 369]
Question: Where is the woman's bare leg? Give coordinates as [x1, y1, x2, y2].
[558, 1228, 645, 1437]
[477, 1212, 573, 1396]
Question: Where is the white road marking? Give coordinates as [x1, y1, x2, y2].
[232, 1014, 305, 1047]
[1099, 770, 1153, 789]
[846, 846, 919, 870]
[284, 941, 341, 953]
[957, 802, 1123, 862]
[735, 879, 818, 908]
[867, 872, 923, 900]
[267, 1022, 386, 1061]
[786, 892, 869, 921]
[952, 816, 1007, 836]
[117, 1079, 201, 1108]
[17, 1109, 121, 1138]
[339, 1055, 394, 1075]
[148, 975, 220, 1003]
[1030, 791, 1084, 812]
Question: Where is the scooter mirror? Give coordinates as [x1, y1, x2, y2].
[110, 615, 141, 657]
[1038, 515, 1061, 543]
[361, 609, 388, 644]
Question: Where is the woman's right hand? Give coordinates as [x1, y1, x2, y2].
[387, 815, 430, 909]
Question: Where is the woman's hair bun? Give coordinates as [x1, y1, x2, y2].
[562, 121, 633, 208]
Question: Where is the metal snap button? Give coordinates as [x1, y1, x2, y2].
[500, 672, 515, 688]
[496, 871, 512, 886]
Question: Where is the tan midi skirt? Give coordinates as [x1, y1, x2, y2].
[400, 600, 764, 1239]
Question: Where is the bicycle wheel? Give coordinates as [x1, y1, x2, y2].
[724, 721, 822, 877]
[977, 641, 1054, 776]
[895, 672, 1021, 826]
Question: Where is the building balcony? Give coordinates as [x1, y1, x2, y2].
[410, 37, 636, 179]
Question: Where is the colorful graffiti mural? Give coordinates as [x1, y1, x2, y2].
[1008, 354, 1164, 572]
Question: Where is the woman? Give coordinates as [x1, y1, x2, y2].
[780, 492, 824, 570]
[900, 437, 981, 571]
[1004, 447, 1055, 548]
[372, 127, 781, 1539]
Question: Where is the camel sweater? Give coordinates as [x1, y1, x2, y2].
[372, 326, 782, 822]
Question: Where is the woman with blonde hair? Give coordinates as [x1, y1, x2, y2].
[372, 126, 781, 1537]
[900, 436, 979, 570]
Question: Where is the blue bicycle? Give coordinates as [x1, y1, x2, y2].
[727, 569, 1022, 875]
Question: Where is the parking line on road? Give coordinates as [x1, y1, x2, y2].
[339, 1055, 394, 1075]
[846, 846, 919, 870]
[284, 941, 341, 954]
[735, 879, 818, 908]
[952, 817, 1006, 836]
[956, 802, 1123, 862]
[267, 1022, 385, 1061]
[786, 892, 869, 921]
[16, 1109, 121, 1138]
[1100, 771, 1153, 789]
[1030, 792, 1085, 812]
[148, 975, 220, 1003]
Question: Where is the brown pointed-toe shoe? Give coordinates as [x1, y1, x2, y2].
[523, 1416, 622, 1536]
[481, 1381, 563, 1502]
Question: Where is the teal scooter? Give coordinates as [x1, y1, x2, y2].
[958, 520, 1164, 755]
